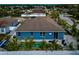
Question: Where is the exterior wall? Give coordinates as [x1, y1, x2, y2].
[0, 28, 5, 34]
[5, 27, 10, 33]
[9, 20, 18, 31]
[21, 13, 46, 17]
[0, 20, 18, 34]
[9, 27, 17, 31]
[0, 27, 10, 34]
[16, 32, 64, 41]
[58, 32, 64, 40]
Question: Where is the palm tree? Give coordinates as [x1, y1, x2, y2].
[4, 38, 19, 51]
[50, 10, 59, 22]
[28, 39, 34, 50]
[67, 42, 75, 50]
[50, 40, 63, 50]
[76, 30, 79, 42]
[24, 36, 34, 50]
[39, 40, 47, 50]
[71, 22, 77, 36]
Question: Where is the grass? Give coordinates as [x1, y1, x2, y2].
[75, 20, 79, 24]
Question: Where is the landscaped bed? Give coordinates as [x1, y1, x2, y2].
[3, 38, 65, 51]
[0, 34, 11, 41]
[0, 34, 8, 41]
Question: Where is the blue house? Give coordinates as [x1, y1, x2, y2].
[16, 17, 64, 42]
[0, 18, 18, 34]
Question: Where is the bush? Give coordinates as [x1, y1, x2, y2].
[4, 42, 19, 51]
[67, 42, 75, 50]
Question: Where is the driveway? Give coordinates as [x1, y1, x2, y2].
[59, 14, 74, 26]
[59, 13, 79, 30]
[64, 35, 77, 49]
[76, 24, 79, 30]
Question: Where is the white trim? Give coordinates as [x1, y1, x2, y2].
[16, 31, 65, 32]
[17, 39, 61, 42]
[21, 13, 46, 17]
[34, 40, 53, 42]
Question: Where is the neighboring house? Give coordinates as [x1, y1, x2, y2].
[0, 20, 10, 34]
[21, 9, 46, 17]
[8, 18, 19, 31]
[0, 18, 19, 34]
[16, 17, 64, 42]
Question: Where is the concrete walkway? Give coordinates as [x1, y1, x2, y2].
[64, 35, 77, 49]
[59, 13, 79, 30]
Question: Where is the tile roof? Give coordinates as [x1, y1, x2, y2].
[16, 17, 64, 32]
[0, 18, 18, 27]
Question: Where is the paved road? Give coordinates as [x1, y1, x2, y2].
[59, 14, 79, 30]
[59, 14, 74, 26]
[76, 24, 79, 30]
[64, 35, 77, 49]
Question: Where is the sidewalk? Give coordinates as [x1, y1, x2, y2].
[0, 51, 79, 55]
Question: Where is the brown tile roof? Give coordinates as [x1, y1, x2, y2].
[0, 20, 8, 27]
[0, 18, 18, 27]
[16, 17, 64, 32]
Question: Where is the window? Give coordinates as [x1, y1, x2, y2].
[40, 32, 42, 36]
[30, 32, 33, 36]
[18, 32, 21, 36]
[40, 32, 45, 36]
[54, 32, 58, 39]
[30, 32, 34, 39]
[1, 28, 4, 32]
[31, 16, 36, 18]
[49, 33, 53, 35]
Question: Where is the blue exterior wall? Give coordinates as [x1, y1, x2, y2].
[16, 32, 64, 40]
[58, 32, 64, 40]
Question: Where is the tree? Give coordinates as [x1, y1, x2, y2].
[50, 10, 59, 22]
[5, 42, 19, 51]
[77, 43, 79, 50]
[76, 30, 79, 42]
[67, 42, 74, 50]
[24, 36, 34, 50]
[4, 37, 19, 51]
[39, 40, 47, 50]
[10, 9, 21, 17]
[71, 23, 77, 36]
[50, 40, 63, 50]
[0, 8, 8, 17]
